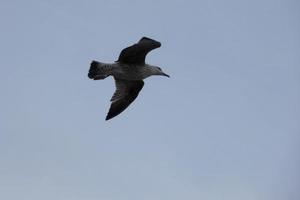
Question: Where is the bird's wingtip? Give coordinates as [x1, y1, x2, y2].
[105, 114, 112, 121]
[139, 37, 161, 46]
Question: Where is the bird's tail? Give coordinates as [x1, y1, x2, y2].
[88, 61, 113, 80]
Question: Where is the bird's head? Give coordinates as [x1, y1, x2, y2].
[151, 66, 170, 78]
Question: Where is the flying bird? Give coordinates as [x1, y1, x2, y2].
[88, 37, 169, 120]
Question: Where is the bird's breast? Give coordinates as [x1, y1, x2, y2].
[112, 64, 150, 80]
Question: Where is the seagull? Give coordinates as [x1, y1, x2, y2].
[88, 37, 169, 120]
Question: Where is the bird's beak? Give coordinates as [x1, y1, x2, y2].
[162, 72, 170, 78]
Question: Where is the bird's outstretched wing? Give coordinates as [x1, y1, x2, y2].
[117, 37, 161, 64]
[106, 79, 144, 120]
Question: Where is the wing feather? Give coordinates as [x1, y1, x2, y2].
[117, 37, 161, 64]
[106, 79, 144, 120]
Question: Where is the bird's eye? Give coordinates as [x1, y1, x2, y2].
[158, 67, 162, 71]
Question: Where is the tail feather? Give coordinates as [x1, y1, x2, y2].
[88, 60, 111, 80]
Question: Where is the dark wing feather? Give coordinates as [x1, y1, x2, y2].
[117, 37, 161, 64]
[106, 79, 144, 120]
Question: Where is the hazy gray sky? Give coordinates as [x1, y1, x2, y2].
[0, 0, 299, 200]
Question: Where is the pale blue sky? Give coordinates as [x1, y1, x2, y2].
[0, 0, 299, 200]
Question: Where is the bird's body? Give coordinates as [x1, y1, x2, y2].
[88, 37, 169, 120]
[89, 62, 160, 80]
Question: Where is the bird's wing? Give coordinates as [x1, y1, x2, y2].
[106, 79, 144, 120]
[117, 37, 161, 64]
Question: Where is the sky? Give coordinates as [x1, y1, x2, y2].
[0, 0, 299, 200]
